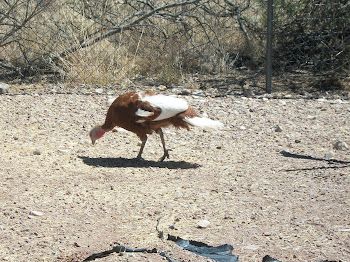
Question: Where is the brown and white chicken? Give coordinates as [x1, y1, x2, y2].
[89, 91, 223, 161]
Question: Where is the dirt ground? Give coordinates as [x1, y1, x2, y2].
[0, 85, 349, 262]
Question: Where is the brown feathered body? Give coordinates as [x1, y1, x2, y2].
[90, 91, 223, 161]
[101, 91, 198, 142]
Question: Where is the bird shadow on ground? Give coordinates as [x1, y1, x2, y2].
[281, 150, 350, 172]
[78, 156, 200, 169]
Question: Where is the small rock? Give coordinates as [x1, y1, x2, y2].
[197, 220, 210, 228]
[29, 211, 43, 216]
[57, 149, 69, 153]
[107, 96, 116, 105]
[279, 100, 287, 106]
[330, 99, 343, 104]
[95, 88, 104, 94]
[180, 89, 191, 96]
[243, 244, 259, 251]
[158, 85, 167, 91]
[243, 88, 254, 98]
[192, 90, 205, 97]
[33, 149, 41, 155]
[275, 125, 283, 132]
[295, 139, 301, 143]
[333, 141, 348, 151]
[239, 126, 246, 130]
[306, 115, 317, 120]
[0, 83, 10, 94]
[263, 232, 272, 236]
[324, 151, 334, 160]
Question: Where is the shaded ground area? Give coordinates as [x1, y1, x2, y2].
[0, 87, 349, 261]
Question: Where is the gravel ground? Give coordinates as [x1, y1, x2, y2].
[0, 86, 349, 262]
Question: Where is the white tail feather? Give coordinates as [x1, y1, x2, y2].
[184, 117, 224, 130]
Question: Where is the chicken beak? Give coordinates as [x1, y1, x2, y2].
[91, 138, 96, 145]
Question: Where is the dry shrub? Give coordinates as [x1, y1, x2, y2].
[58, 39, 137, 85]
[1, 0, 266, 85]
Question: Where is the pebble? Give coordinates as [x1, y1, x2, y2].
[279, 100, 287, 106]
[0, 83, 10, 94]
[243, 244, 259, 251]
[324, 151, 334, 160]
[243, 88, 254, 98]
[330, 99, 343, 104]
[29, 210, 43, 216]
[107, 96, 116, 105]
[197, 220, 210, 228]
[306, 115, 317, 120]
[192, 91, 205, 97]
[275, 125, 283, 132]
[33, 149, 42, 155]
[180, 89, 191, 95]
[158, 85, 167, 91]
[95, 88, 104, 94]
[333, 141, 348, 150]
[57, 149, 69, 153]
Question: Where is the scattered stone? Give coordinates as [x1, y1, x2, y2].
[107, 96, 116, 105]
[197, 220, 210, 228]
[192, 90, 205, 97]
[94, 88, 104, 94]
[180, 89, 191, 96]
[158, 85, 167, 91]
[330, 99, 343, 104]
[239, 126, 246, 130]
[0, 83, 10, 94]
[33, 149, 42, 155]
[306, 115, 317, 120]
[243, 88, 254, 98]
[243, 244, 259, 251]
[275, 125, 283, 132]
[333, 141, 348, 151]
[57, 149, 69, 153]
[295, 139, 301, 143]
[324, 151, 334, 160]
[29, 210, 43, 216]
[279, 100, 287, 106]
[263, 232, 272, 236]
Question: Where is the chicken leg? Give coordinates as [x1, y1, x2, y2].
[137, 138, 147, 160]
[157, 128, 169, 161]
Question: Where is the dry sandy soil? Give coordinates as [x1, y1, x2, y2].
[0, 85, 349, 262]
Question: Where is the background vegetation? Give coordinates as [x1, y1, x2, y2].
[1, 0, 349, 92]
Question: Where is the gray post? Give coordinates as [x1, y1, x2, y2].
[266, 0, 274, 94]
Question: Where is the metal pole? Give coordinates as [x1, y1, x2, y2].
[266, 0, 274, 94]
